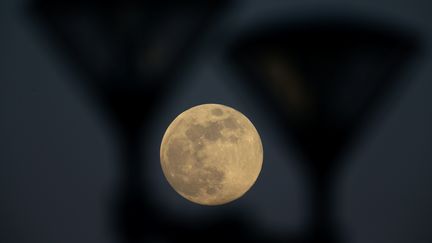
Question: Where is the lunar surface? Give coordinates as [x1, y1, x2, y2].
[160, 104, 263, 205]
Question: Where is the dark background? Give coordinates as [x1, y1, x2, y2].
[1, 0, 432, 243]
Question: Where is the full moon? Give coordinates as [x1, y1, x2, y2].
[160, 104, 263, 206]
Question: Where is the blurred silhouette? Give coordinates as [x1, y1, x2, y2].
[29, 0, 422, 242]
[228, 15, 420, 242]
[28, 1, 251, 242]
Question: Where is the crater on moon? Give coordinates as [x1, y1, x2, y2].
[160, 104, 263, 205]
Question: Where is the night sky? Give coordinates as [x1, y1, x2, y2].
[1, 0, 432, 243]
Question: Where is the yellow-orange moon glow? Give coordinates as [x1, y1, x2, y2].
[160, 104, 263, 206]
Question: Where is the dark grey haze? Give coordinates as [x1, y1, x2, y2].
[1, 0, 432, 243]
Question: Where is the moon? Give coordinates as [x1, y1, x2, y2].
[160, 104, 263, 206]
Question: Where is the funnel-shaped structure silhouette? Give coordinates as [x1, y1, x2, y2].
[229, 16, 420, 242]
[30, 0, 231, 241]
